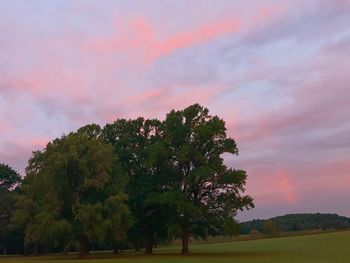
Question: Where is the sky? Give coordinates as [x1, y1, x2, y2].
[0, 0, 349, 221]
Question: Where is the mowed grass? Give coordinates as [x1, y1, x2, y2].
[2, 231, 350, 263]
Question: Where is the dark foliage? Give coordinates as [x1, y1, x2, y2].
[0, 163, 21, 190]
[239, 213, 350, 234]
[0, 164, 22, 255]
[2, 104, 254, 256]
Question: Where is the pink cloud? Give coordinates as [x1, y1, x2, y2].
[255, 3, 285, 22]
[0, 122, 10, 133]
[276, 170, 298, 204]
[300, 159, 350, 194]
[80, 2, 289, 69]
[87, 2, 287, 61]
[0, 2, 290, 128]
[158, 18, 241, 56]
[84, 15, 242, 65]
[240, 167, 298, 209]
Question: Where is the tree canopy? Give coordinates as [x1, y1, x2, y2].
[5, 104, 254, 256]
[162, 104, 254, 254]
[13, 131, 132, 257]
[239, 213, 350, 234]
[0, 163, 21, 255]
[103, 118, 171, 254]
[0, 163, 21, 190]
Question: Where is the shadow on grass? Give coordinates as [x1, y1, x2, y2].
[154, 251, 273, 258]
[13, 251, 276, 261]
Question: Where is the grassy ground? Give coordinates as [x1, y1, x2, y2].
[2, 230, 350, 263]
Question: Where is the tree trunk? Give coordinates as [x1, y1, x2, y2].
[134, 240, 141, 251]
[62, 240, 72, 255]
[144, 231, 154, 255]
[113, 243, 120, 255]
[42, 246, 49, 255]
[181, 230, 190, 255]
[33, 243, 38, 256]
[78, 235, 90, 258]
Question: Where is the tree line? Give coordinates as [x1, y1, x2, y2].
[0, 104, 254, 257]
[240, 213, 350, 235]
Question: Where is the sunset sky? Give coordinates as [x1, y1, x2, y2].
[1, 0, 349, 221]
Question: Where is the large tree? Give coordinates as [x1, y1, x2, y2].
[162, 104, 254, 254]
[103, 118, 171, 254]
[13, 130, 132, 257]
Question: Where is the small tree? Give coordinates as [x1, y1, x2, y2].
[249, 228, 261, 235]
[262, 220, 279, 237]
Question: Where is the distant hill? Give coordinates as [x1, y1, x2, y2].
[239, 213, 350, 234]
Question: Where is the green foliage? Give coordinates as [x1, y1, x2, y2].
[0, 163, 21, 189]
[14, 130, 132, 256]
[0, 188, 15, 252]
[0, 164, 21, 254]
[239, 213, 350, 234]
[162, 104, 254, 253]
[104, 194, 133, 243]
[223, 218, 240, 237]
[262, 220, 279, 237]
[103, 118, 170, 253]
[7, 104, 253, 256]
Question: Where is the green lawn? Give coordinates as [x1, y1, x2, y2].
[2, 231, 350, 263]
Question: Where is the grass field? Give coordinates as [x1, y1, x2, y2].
[2, 231, 350, 263]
